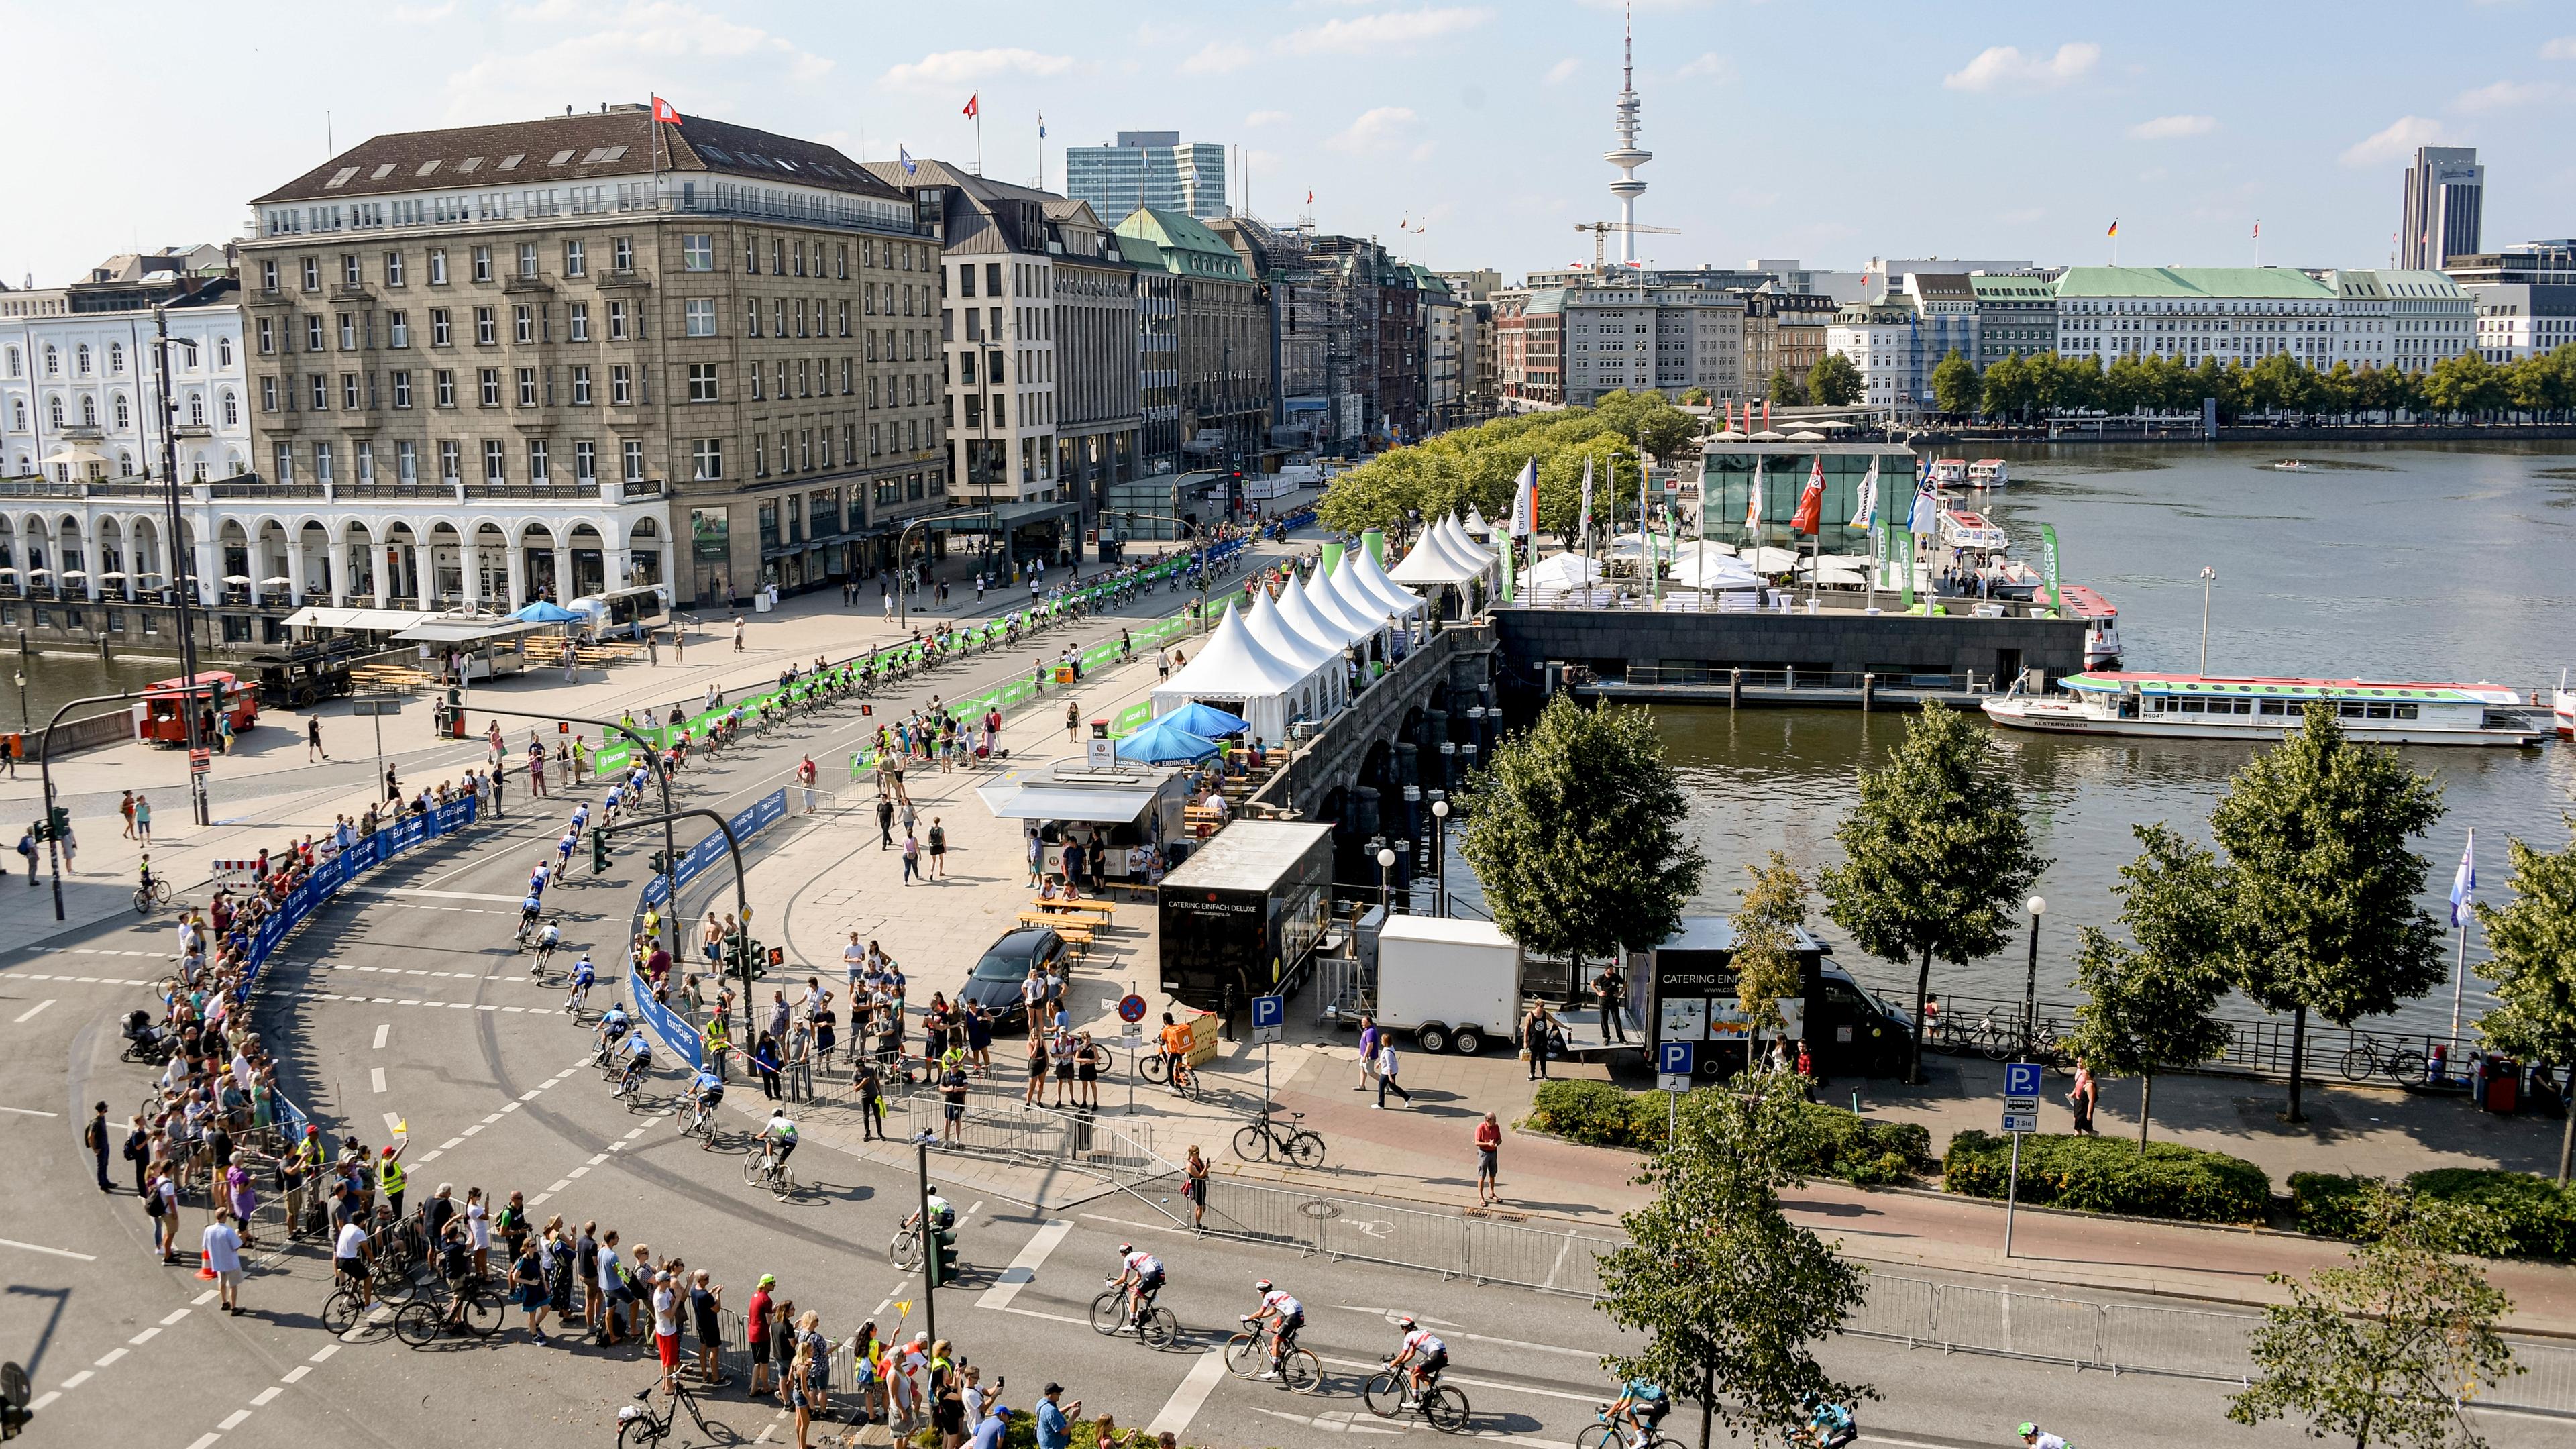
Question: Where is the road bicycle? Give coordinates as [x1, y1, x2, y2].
[885, 1224, 923, 1271]
[1223, 1325, 1322, 1392]
[393, 1270, 504, 1344]
[1137, 1051, 1204, 1101]
[131, 876, 172, 914]
[1232, 1108, 1325, 1169]
[613, 1059, 651, 1103]
[614, 1380, 712, 1448]
[319, 1281, 398, 1340]
[1088, 1281, 1179, 1349]
[2340, 1034, 2428, 1085]
[678, 1096, 722, 1148]
[1576, 1407, 1680, 1449]
[742, 1146, 797, 1200]
[1364, 1362, 1470, 1432]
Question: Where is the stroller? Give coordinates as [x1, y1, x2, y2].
[121, 1010, 173, 1065]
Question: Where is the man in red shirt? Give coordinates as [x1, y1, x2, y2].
[746, 1273, 776, 1397]
[1473, 1112, 1502, 1208]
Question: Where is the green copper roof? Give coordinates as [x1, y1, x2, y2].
[2054, 266, 2334, 301]
[1113, 207, 1250, 281]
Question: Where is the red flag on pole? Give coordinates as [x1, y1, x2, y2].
[962, 91, 979, 119]
[651, 95, 679, 124]
[1791, 456, 1825, 535]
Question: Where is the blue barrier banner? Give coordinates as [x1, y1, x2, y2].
[670, 789, 788, 896]
[634, 987, 704, 1071]
[232, 794, 480, 1006]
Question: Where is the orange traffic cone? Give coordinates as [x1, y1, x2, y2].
[197, 1248, 218, 1281]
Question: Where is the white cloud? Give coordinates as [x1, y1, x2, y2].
[442, 2, 833, 124]
[880, 47, 1073, 91]
[2453, 79, 2564, 111]
[1544, 58, 1581, 86]
[1328, 105, 1421, 154]
[2127, 113, 2216, 140]
[1942, 42, 2100, 93]
[1283, 7, 1491, 57]
[1181, 41, 1253, 76]
[2546, 36, 2576, 60]
[1242, 109, 1292, 127]
[2340, 115, 2449, 168]
[391, 1, 457, 21]
[1675, 52, 1735, 82]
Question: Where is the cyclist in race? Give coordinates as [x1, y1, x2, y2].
[568, 801, 590, 835]
[1607, 1379, 1670, 1449]
[555, 828, 578, 874]
[1389, 1317, 1448, 1402]
[684, 1063, 724, 1134]
[2015, 1427, 2068, 1449]
[1109, 1244, 1164, 1332]
[758, 1109, 798, 1174]
[517, 892, 545, 943]
[564, 953, 596, 1014]
[901, 1185, 956, 1244]
[531, 918, 563, 976]
[1242, 1279, 1303, 1379]
[594, 1002, 631, 1056]
[616, 1026, 653, 1094]
[600, 782, 623, 826]
[529, 857, 551, 897]
[1795, 1397, 1856, 1447]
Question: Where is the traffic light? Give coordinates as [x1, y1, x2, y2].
[648, 849, 674, 876]
[590, 828, 609, 875]
[928, 1220, 958, 1287]
[45, 806, 68, 843]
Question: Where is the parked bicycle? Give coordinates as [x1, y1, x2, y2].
[2341, 1034, 2428, 1085]
[393, 1271, 504, 1344]
[614, 1381, 711, 1448]
[1232, 1107, 1324, 1168]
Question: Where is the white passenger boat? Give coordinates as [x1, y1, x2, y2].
[1968, 458, 2009, 488]
[1935, 508, 2008, 552]
[2554, 668, 2574, 739]
[2054, 586, 2122, 669]
[1982, 673, 2547, 747]
[1929, 458, 1969, 486]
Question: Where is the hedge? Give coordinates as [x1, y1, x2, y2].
[2295, 1169, 2576, 1260]
[1943, 1130, 2271, 1225]
[1520, 1080, 1935, 1184]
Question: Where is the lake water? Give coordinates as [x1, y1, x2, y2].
[1470, 441, 2576, 1036]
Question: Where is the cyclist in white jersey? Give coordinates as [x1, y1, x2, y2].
[1110, 1244, 1164, 1330]
[1391, 1317, 1447, 1399]
[1242, 1279, 1303, 1377]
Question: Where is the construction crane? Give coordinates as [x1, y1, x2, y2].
[1575, 220, 1679, 269]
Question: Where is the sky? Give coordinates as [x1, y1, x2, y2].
[5, 0, 2575, 290]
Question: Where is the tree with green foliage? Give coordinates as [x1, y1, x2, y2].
[1315, 390, 1699, 536]
[1929, 350, 1980, 417]
[2473, 824, 2576, 1183]
[1596, 1070, 1873, 1448]
[1678, 386, 1711, 407]
[1732, 851, 1809, 1034]
[2065, 823, 2234, 1149]
[2228, 1186, 2522, 1448]
[2214, 702, 2446, 1124]
[1457, 693, 1705, 985]
[1766, 368, 1807, 407]
[1807, 351, 1862, 407]
[1819, 705, 2048, 1083]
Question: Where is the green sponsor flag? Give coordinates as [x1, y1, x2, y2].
[2038, 523, 2062, 609]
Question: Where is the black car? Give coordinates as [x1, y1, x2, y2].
[955, 926, 1069, 1033]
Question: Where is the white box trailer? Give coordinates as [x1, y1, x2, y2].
[1373, 915, 1523, 1055]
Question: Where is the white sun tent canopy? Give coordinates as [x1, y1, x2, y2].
[1151, 600, 1324, 743]
[1242, 588, 1348, 714]
[1387, 520, 1488, 586]
[1305, 557, 1394, 643]
[1276, 575, 1368, 659]
[1525, 552, 1605, 588]
[1339, 543, 1428, 616]
[1440, 513, 1495, 564]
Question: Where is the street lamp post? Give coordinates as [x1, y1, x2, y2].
[2197, 566, 2217, 676]
[1429, 794, 1450, 916]
[1375, 845, 1397, 913]
[2021, 895, 2047, 1058]
[150, 307, 212, 826]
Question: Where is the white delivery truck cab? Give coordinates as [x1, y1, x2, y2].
[1373, 915, 1523, 1055]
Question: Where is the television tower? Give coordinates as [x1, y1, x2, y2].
[1603, 5, 1652, 264]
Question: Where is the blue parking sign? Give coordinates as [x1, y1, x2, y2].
[1251, 994, 1285, 1030]
[2004, 1061, 2043, 1099]
[1659, 1042, 1695, 1077]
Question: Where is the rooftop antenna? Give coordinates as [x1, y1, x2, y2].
[1603, 3, 1652, 264]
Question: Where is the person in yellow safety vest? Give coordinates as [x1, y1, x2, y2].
[378, 1140, 411, 1219]
[643, 904, 661, 944]
[701, 1014, 731, 1083]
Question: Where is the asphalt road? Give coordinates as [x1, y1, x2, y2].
[4, 571, 2567, 1449]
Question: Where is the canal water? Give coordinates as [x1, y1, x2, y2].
[4, 649, 175, 735]
[1464, 441, 2576, 1036]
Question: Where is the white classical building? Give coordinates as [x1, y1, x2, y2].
[2052, 267, 2341, 370]
[1827, 299, 1918, 411]
[3, 281, 250, 488]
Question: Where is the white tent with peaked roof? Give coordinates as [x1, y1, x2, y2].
[1151, 601, 1309, 743]
[1388, 519, 1487, 586]
[1342, 541, 1429, 616]
[1243, 586, 1344, 718]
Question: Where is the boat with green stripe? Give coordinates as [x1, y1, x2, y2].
[1982, 672, 2546, 747]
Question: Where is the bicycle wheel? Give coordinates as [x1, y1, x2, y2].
[1139, 1307, 1179, 1350]
[769, 1164, 797, 1201]
[321, 1289, 361, 1336]
[1087, 1291, 1126, 1336]
[373, 1263, 421, 1305]
[1231, 1124, 1272, 1163]
[616, 1412, 667, 1448]
[888, 1230, 922, 1271]
[2386, 1049, 2427, 1084]
[1223, 1333, 1262, 1378]
[1362, 1373, 1405, 1419]
[132, 888, 152, 915]
[1281, 1349, 1323, 1395]
[1978, 1031, 2012, 1062]
[741, 1156, 766, 1188]
[1284, 1131, 1326, 1169]
[394, 1299, 442, 1346]
[154, 879, 172, 904]
[1425, 1386, 1470, 1432]
[1575, 1424, 1618, 1449]
[2339, 1046, 2377, 1083]
[461, 1285, 504, 1338]
[1138, 1053, 1170, 1085]
[1175, 1068, 1203, 1102]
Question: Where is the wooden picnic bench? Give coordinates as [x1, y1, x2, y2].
[1029, 897, 1117, 925]
[1016, 912, 1098, 954]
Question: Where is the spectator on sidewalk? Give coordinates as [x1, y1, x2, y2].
[204, 1208, 245, 1314]
[1474, 1112, 1502, 1206]
[1036, 1384, 1079, 1449]
[1593, 961, 1628, 1044]
[1521, 1002, 1555, 1082]
[2068, 1061, 2098, 1134]
[1375, 1038, 1413, 1109]
[1356, 1016, 1380, 1092]
[733, 615, 747, 651]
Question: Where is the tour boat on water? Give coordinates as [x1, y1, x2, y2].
[1968, 458, 2009, 488]
[2053, 585, 2122, 669]
[1983, 673, 2547, 747]
[1935, 508, 2008, 552]
[1929, 458, 1969, 486]
[2271, 458, 2305, 470]
[2554, 669, 2574, 738]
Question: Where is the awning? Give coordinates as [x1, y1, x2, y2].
[280, 606, 455, 632]
[392, 618, 551, 645]
[919, 500, 1081, 533]
[975, 773, 1173, 824]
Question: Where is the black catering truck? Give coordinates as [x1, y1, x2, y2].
[1648, 917, 1913, 1078]
[1157, 822, 1335, 1012]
